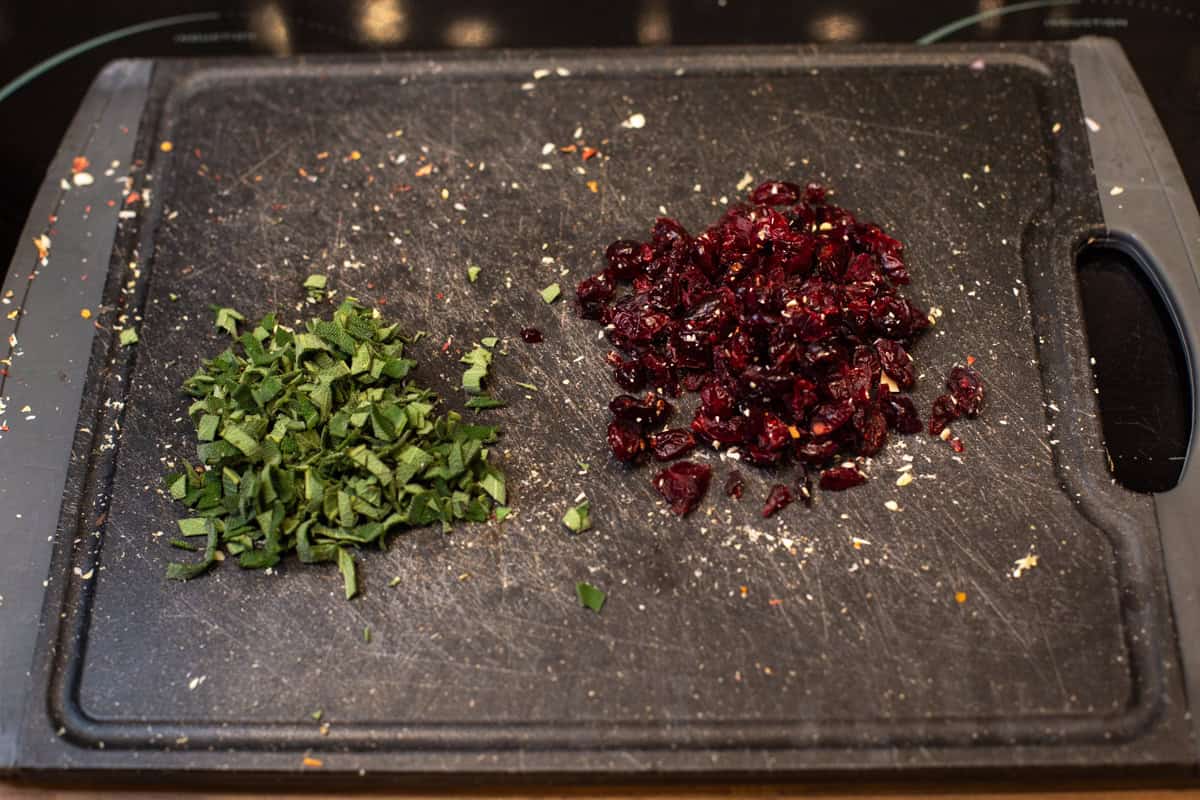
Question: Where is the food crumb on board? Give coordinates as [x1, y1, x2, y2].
[1012, 552, 1039, 578]
[620, 112, 646, 129]
[955, 591, 968, 604]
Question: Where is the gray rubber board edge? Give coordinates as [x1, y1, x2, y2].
[0, 59, 152, 771]
[1071, 35, 1200, 766]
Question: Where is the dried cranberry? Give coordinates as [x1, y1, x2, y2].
[520, 326, 544, 343]
[762, 484, 793, 517]
[649, 428, 697, 461]
[606, 239, 652, 279]
[856, 408, 888, 456]
[875, 339, 914, 388]
[881, 392, 923, 434]
[810, 402, 854, 437]
[578, 177, 964, 512]
[575, 272, 616, 319]
[607, 418, 645, 462]
[928, 394, 960, 436]
[947, 365, 985, 417]
[795, 438, 838, 465]
[819, 466, 866, 491]
[609, 393, 673, 428]
[690, 411, 747, 446]
[652, 461, 711, 516]
[613, 359, 646, 391]
[750, 180, 802, 206]
[724, 470, 745, 499]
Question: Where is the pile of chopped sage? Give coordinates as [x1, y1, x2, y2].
[164, 297, 507, 598]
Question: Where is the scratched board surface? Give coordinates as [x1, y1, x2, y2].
[39, 48, 1187, 770]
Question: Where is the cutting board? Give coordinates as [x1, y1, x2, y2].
[2, 39, 1199, 782]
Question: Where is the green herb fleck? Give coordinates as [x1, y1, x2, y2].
[577, 461, 589, 473]
[562, 500, 592, 533]
[169, 538, 197, 551]
[494, 505, 512, 523]
[303, 274, 327, 290]
[465, 395, 506, 411]
[576, 581, 606, 613]
[337, 547, 357, 599]
[515, 381, 538, 392]
[467, 265, 481, 283]
[388, 576, 402, 587]
[539, 283, 561, 304]
[480, 336, 499, 348]
[311, 710, 323, 721]
[363, 626, 371, 643]
[168, 292, 180, 302]
[460, 345, 493, 394]
[119, 327, 139, 347]
[213, 306, 245, 337]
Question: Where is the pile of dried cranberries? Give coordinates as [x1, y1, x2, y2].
[576, 179, 983, 517]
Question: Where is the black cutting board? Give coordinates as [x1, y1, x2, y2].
[3, 40, 1200, 781]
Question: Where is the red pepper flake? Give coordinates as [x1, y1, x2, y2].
[581, 147, 599, 161]
[48, 214, 57, 223]
[441, 336, 453, 353]
[106, 200, 116, 207]
[559, 144, 578, 154]
[435, 291, 445, 300]
[739, 585, 748, 598]
[377, 297, 387, 306]
[950, 436, 965, 453]
[297, 167, 308, 177]
[768, 598, 783, 607]
[586, 180, 599, 194]
[392, 184, 413, 194]
[0, 424, 9, 433]
[193, 148, 203, 159]
[414, 163, 433, 177]
[71, 156, 89, 174]
[124, 192, 141, 206]
[316, 151, 329, 160]
[366, 282, 376, 290]
[302, 756, 323, 768]
[966, 354, 976, 366]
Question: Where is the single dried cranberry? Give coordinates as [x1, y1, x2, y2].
[762, 484, 793, 517]
[875, 339, 914, 388]
[881, 392, 923, 434]
[520, 326, 544, 343]
[576, 271, 616, 319]
[796, 437, 838, 465]
[652, 217, 690, 250]
[724, 470, 745, 499]
[652, 461, 711, 516]
[928, 394, 960, 436]
[856, 407, 888, 457]
[750, 180, 802, 206]
[699, 380, 737, 415]
[649, 428, 697, 461]
[691, 409, 750, 445]
[947, 365, 985, 417]
[819, 466, 866, 491]
[606, 239, 652, 279]
[607, 418, 645, 462]
[613, 359, 645, 391]
[609, 393, 673, 428]
[810, 402, 854, 437]
[802, 183, 828, 204]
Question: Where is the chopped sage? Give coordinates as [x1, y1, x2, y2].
[465, 395, 505, 411]
[576, 581, 606, 613]
[539, 283, 561, 304]
[164, 298, 506, 598]
[119, 327, 139, 347]
[467, 265, 481, 283]
[562, 499, 591, 533]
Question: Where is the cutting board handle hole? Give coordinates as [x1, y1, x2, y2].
[1077, 240, 1191, 493]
